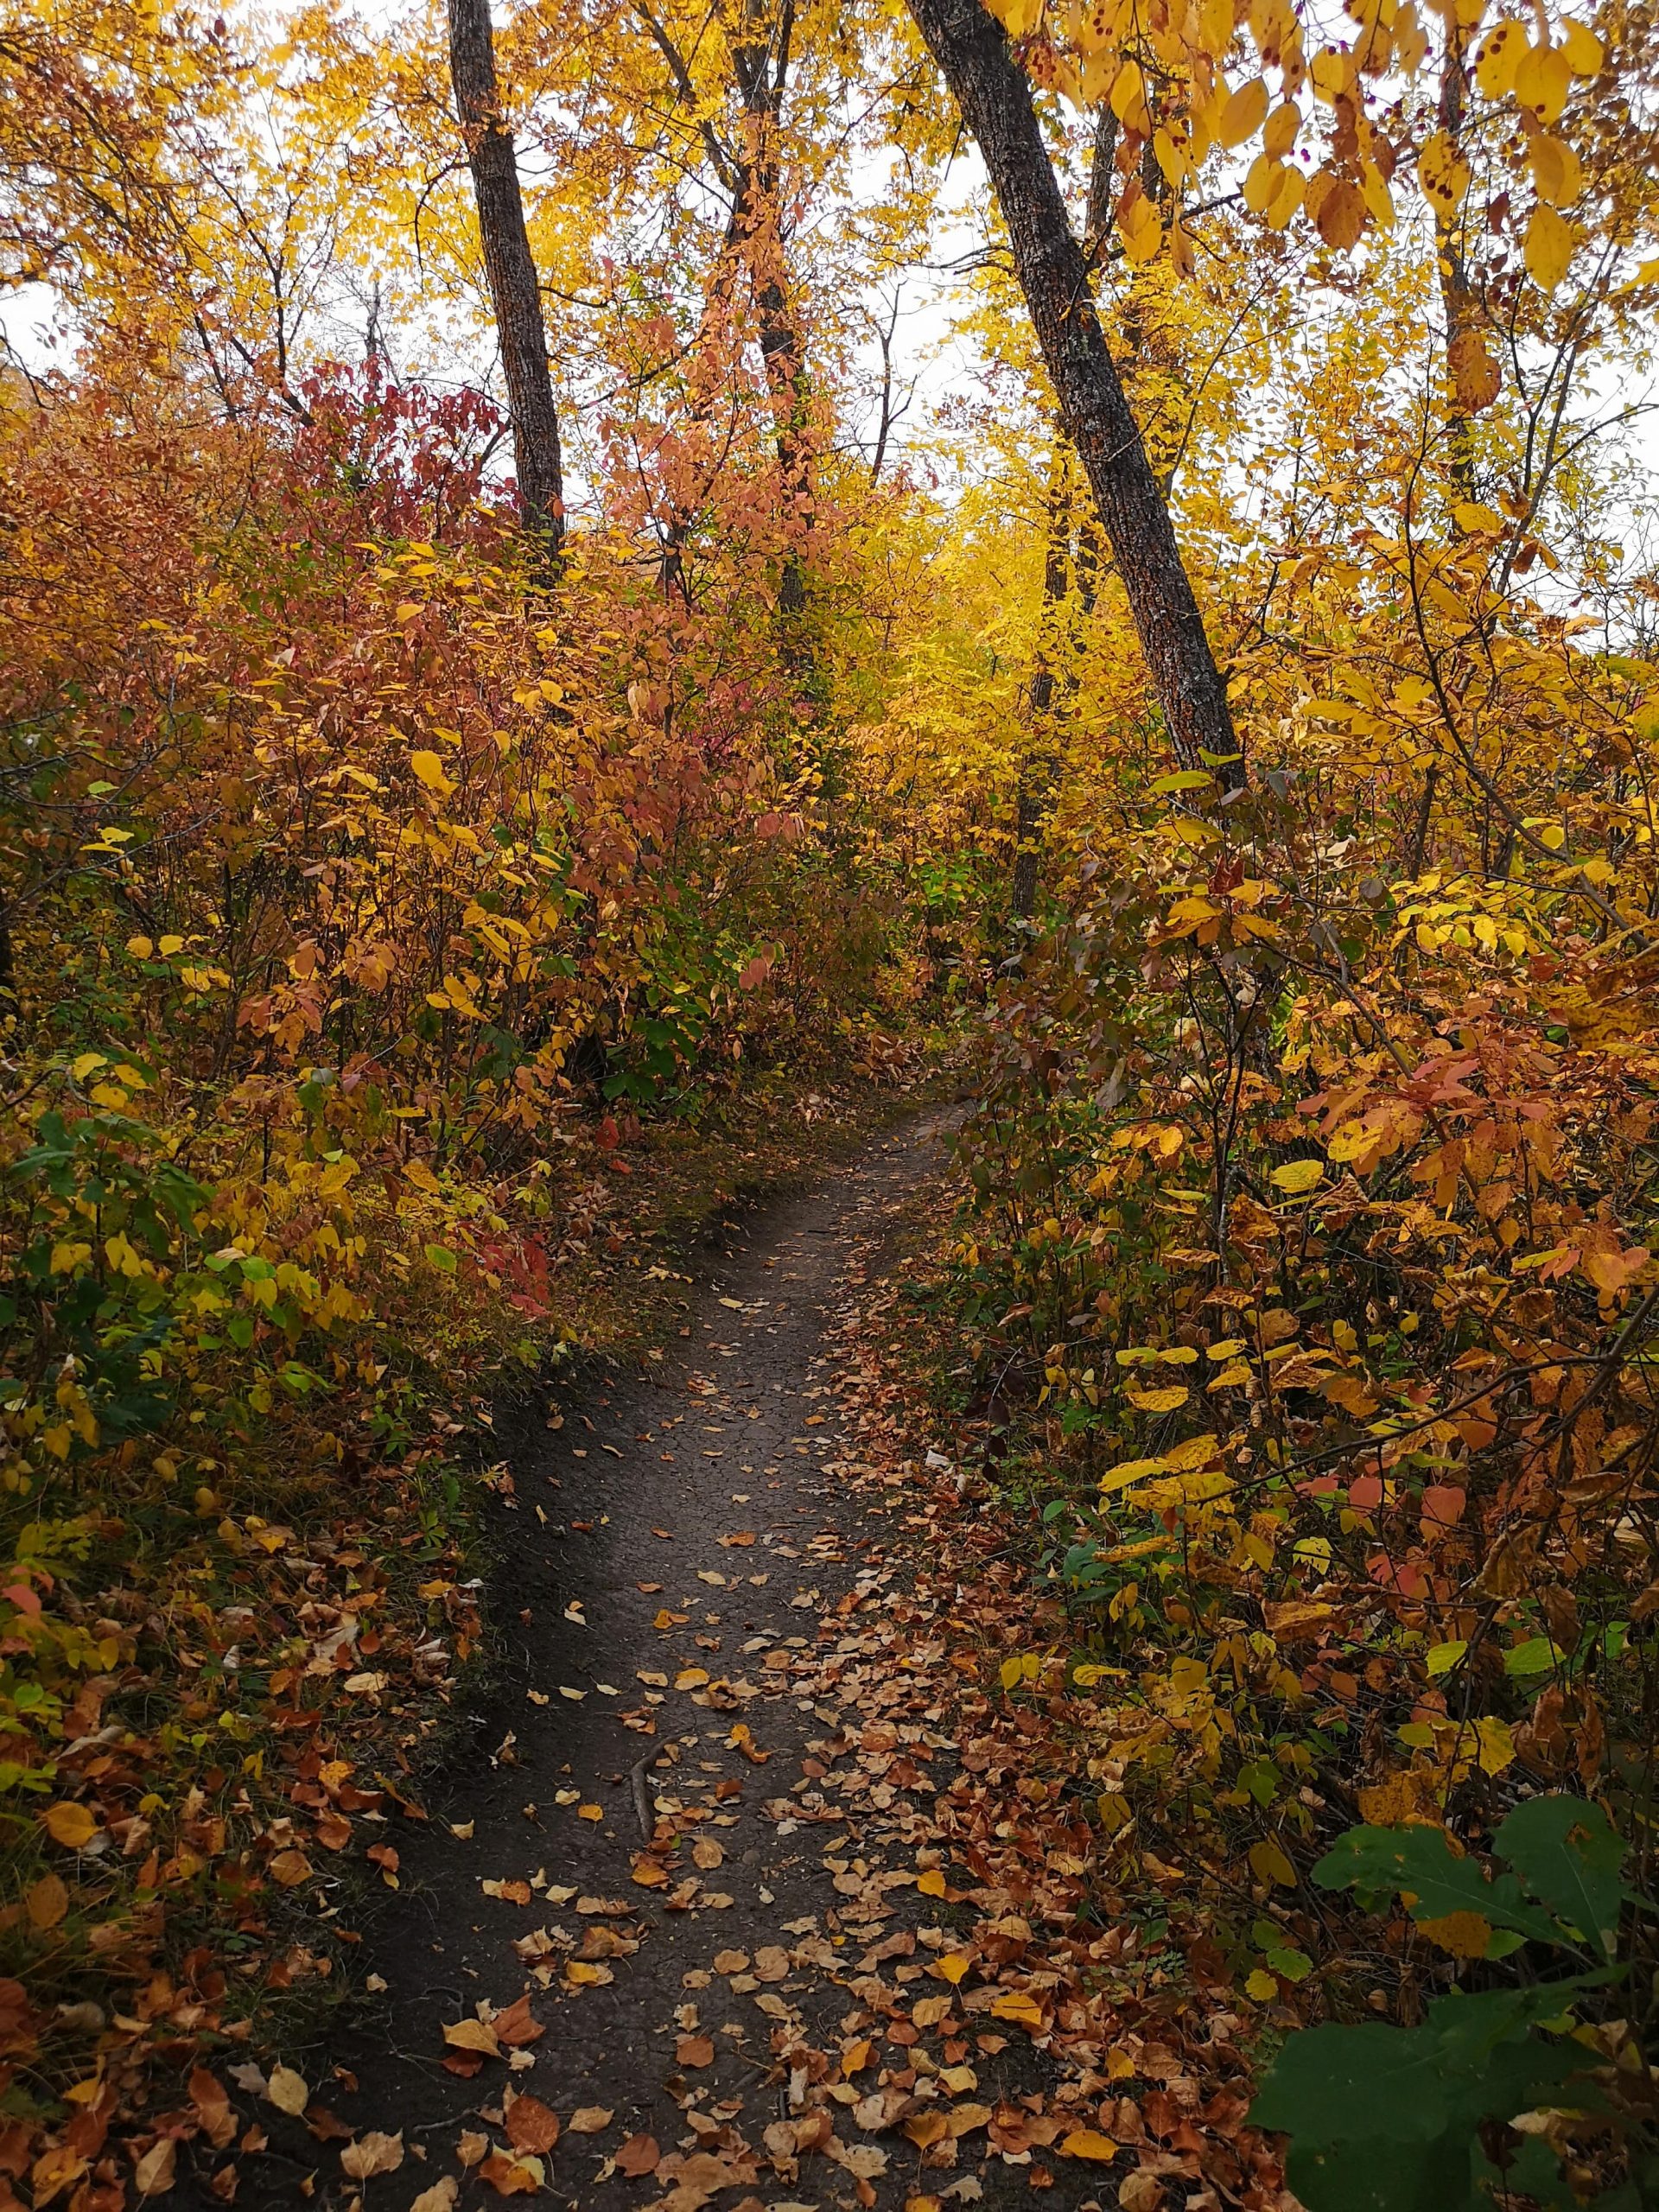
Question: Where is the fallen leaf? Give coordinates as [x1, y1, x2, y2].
[133, 2139, 176, 2197]
[505, 2097, 560, 2155]
[42, 1802, 96, 1849]
[1061, 2130, 1120, 2161]
[493, 1994, 545, 2046]
[614, 2133, 660, 2177]
[26, 1873, 68, 1929]
[268, 1848, 314, 1888]
[410, 2181, 460, 2212]
[442, 2018, 502, 2056]
[569, 2107, 612, 2134]
[266, 2066, 309, 2117]
[479, 2151, 543, 2196]
[676, 2035, 715, 2068]
[340, 2132, 404, 2179]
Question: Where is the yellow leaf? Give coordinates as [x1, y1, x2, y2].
[1270, 1159, 1324, 1193]
[1560, 16, 1602, 73]
[1099, 1457, 1166, 1495]
[1109, 58, 1146, 124]
[1164, 1431, 1221, 1471]
[989, 1990, 1045, 2029]
[1244, 1967, 1280, 1999]
[1263, 99, 1300, 157]
[1474, 1716, 1516, 1775]
[1419, 130, 1471, 211]
[42, 1801, 96, 1848]
[934, 1953, 970, 1985]
[266, 2065, 309, 2116]
[410, 749, 455, 796]
[917, 1868, 947, 1897]
[1249, 1837, 1298, 1887]
[1416, 1910, 1493, 1958]
[1126, 1384, 1189, 1413]
[1531, 134, 1584, 206]
[1524, 204, 1577, 289]
[1059, 2130, 1120, 2161]
[1243, 153, 1284, 215]
[1218, 74, 1268, 146]
[442, 2017, 502, 2055]
[1513, 40, 1573, 119]
[1119, 192, 1162, 264]
[1474, 16, 1527, 95]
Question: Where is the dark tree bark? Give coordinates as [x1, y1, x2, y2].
[1013, 442, 1074, 919]
[1435, 27, 1478, 499]
[728, 0, 815, 637]
[906, 0, 1243, 785]
[446, 0, 565, 559]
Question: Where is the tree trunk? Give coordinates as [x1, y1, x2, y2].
[447, 0, 565, 559]
[1435, 27, 1478, 500]
[906, 0, 1242, 785]
[728, 0, 816, 652]
[1013, 442, 1074, 920]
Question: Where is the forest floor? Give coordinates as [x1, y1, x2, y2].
[206, 1114, 1281, 2212]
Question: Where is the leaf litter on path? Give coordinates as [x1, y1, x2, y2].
[168, 1130, 1288, 2211]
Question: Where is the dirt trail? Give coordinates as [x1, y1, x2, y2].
[248, 1110, 1094, 2212]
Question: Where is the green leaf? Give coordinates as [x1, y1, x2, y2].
[1265, 1944, 1313, 1981]
[1252, 1982, 1605, 2212]
[1313, 1824, 1561, 1942]
[1495, 1795, 1624, 1958]
[423, 1243, 459, 1274]
[1250, 2020, 1454, 2146]
[1503, 1635, 1566, 1676]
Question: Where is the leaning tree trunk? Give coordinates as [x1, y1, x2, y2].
[447, 0, 565, 560]
[906, 0, 1242, 785]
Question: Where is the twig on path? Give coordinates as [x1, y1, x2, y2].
[629, 1748, 659, 1840]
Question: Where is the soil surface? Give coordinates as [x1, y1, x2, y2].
[230, 1113, 1118, 2212]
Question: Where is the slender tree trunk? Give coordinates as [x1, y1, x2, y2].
[1013, 443, 1073, 920]
[906, 0, 1242, 785]
[1082, 103, 1117, 261]
[1436, 27, 1477, 500]
[446, 0, 565, 559]
[728, 0, 815, 647]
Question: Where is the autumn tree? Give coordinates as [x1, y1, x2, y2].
[446, 0, 565, 553]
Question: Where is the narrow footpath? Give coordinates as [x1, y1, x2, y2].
[230, 1115, 1274, 2212]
